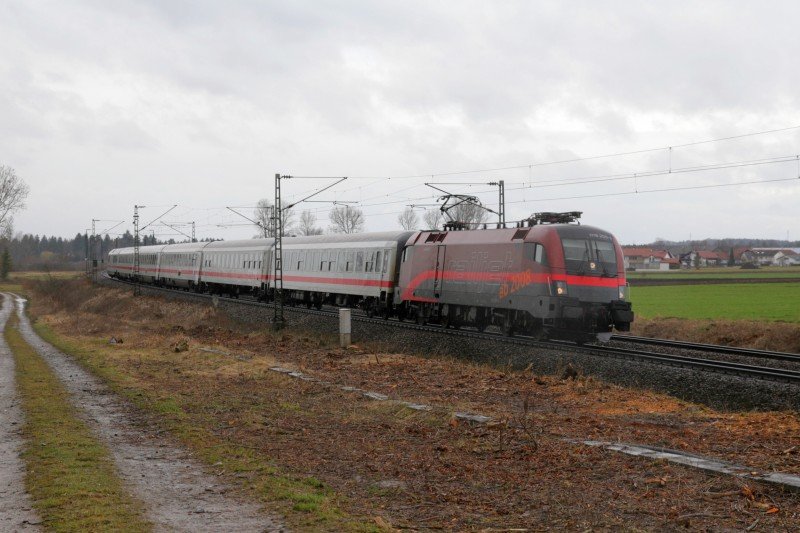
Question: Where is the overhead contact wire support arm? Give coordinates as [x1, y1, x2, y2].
[272, 174, 349, 330]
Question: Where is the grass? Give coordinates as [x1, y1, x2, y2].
[32, 323, 378, 531]
[0, 271, 81, 296]
[5, 313, 150, 532]
[9, 270, 81, 280]
[627, 266, 800, 279]
[630, 282, 800, 322]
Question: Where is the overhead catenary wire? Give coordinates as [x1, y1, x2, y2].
[286, 123, 800, 195]
[321, 174, 800, 220]
[287, 153, 800, 217]
[110, 124, 800, 240]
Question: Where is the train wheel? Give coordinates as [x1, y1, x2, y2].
[501, 315, 515, 337]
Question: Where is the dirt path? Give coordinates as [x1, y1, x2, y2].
[11, 295, 285, 533]
[0, 295, 41, 531]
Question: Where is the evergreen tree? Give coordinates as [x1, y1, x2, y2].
[1, 247, 11, 280]
[728, 248, 735, 267]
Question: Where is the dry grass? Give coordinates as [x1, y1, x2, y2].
[631, 317, 800, 352]
[25, 280, 800, 530]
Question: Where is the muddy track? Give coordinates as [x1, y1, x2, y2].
[0, 295, 41, 531]
[11, 295, 285, 533]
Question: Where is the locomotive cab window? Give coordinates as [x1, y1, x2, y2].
[562, 237, 617, 276]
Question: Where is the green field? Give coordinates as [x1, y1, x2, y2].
[628, 266, 800, 280]
[629, 282, 800, 322]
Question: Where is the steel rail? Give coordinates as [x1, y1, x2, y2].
[611, 334, 800, 363]
[103, 275, 800, 385]
[583, 344, 800, 384]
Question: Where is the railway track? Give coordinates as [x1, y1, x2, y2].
[610, 334, 800, 363]
[102, 275, 800, 386]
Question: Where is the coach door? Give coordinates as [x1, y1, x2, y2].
[433, 245, 446, 297]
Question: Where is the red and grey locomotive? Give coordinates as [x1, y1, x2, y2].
[396, 212, 633, 342]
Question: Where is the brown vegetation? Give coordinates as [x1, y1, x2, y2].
[25, 279, 800, 530]
[631, 317, 800, 353]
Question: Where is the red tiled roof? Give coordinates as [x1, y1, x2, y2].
[697, 251, 719, 259]
[622, 247, 654, 258]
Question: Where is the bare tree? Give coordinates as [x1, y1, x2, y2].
[253, 198, 293, 237]
[0, 166, 30, 239]
[397, 207, 419, 230]
[328, 205, 365, 234]
[445, 200, 489, 227]
[297, 210, 323, 236]
[422, 209, 443, 230]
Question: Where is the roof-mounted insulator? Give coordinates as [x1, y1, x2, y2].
[443, 221, 470, 231]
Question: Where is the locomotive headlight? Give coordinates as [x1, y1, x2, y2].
[553, 280, 568, 296]
[618, 284, 629, 300]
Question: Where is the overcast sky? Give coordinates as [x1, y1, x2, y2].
[2, 1, 800, 244]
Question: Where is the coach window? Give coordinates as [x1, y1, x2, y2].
[356, 251, 364, 272]
[375, 251, 382, 273]
[383, 249, 390, 273]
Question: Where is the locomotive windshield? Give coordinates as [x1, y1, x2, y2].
[561, 238, 617, 276]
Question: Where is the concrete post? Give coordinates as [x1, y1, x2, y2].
[339, 308, 351, 348]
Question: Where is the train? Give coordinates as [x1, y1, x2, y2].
[107, 212, 633, 343]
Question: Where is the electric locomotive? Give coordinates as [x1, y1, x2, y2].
[396, 212, 633, 342]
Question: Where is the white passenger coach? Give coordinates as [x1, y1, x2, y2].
[107, 231, 414, 315]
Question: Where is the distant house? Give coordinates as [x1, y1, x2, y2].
[751, 249, 777, 266]
[734, 247, 756, 265]
[773, 249, 799, 266]
[681, 250, 728, 268]
[622, 247, 675, 270]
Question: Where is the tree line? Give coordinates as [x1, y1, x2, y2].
[4, 231, 169, 271]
